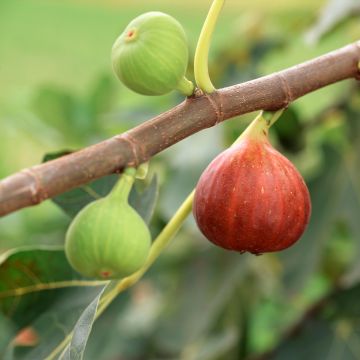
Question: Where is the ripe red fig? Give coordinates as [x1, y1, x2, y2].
[193, 112, 311, 254]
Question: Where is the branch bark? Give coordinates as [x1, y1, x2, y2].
[1, 41, 360, 218]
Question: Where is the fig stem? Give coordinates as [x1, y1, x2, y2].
[262, 109, 284, 127]
[194, 0, 225, 93]
[176, 76, 195, 96]
[235, 109, 284, 143]
[110, 167, 137, 201]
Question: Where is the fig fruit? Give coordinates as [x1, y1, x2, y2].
[111, 11, 193, 96]
[65, 168, 151, 279]
[193, 113, 311, 254]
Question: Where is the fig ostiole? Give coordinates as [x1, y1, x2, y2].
[65, 168, 151, 280]
[112, 11, 194, 96]
[193, 112, 311, 254]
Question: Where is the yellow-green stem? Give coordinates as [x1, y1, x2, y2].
[262, 109, 284, 127]
[110, 167, 136, 201]
[45, 191, 194, 360]
[194, 0, 225, 93]
[235, 110, 284, 144]
[45, 109, 284, 360]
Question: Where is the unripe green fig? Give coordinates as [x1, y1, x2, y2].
[65, 168, 151, 279]
[111, 11, 194, 96]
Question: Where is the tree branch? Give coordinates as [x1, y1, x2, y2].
[1, 41, 360, 218]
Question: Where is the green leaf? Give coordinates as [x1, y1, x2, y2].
[31, 87, 77, 137]
[42, 150, 73, 163]
[0, 246, 108, 358]
[11, 286, 107, 360]
[87, 75, 117, 121]
[82, 291, 140, 359]
[273, 284, 360, 360]
[273, 318, 339, 360]
[83, 249, 250, 359]
[58, 287, 106, 360]
[31, 84, 107, 144]
[0, 246, 103, 332]
[154, 250, 249, 353]
[0, 247, 112, 359]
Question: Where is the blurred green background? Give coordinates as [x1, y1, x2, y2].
[1, 0, 360, 359]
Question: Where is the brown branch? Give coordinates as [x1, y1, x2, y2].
[1, 41, 360, 218]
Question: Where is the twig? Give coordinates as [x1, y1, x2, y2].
[0, 41, 359, 217]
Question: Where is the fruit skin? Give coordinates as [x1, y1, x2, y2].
[193, 118, 311, 254]
[65, 170, 151, 279]
[112, 11, 190, 96]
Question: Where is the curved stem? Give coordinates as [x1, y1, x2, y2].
[235, 110, 284, 143]
[194, 0, 225, 93]
[45, 191, 195, 360]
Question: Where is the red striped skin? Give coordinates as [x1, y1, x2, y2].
[193, 138, 311, 254]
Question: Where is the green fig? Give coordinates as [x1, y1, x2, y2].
[111, 11, 194, 96]
[65, 168, 151, 280]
